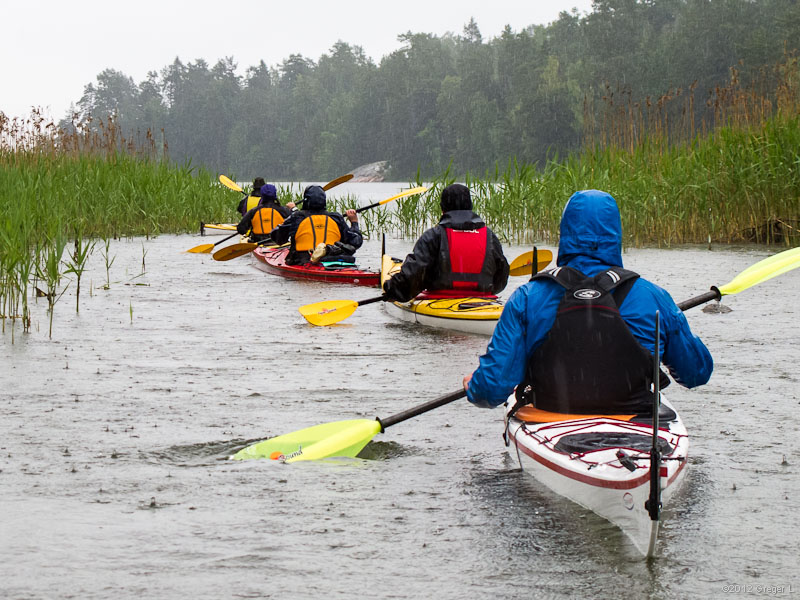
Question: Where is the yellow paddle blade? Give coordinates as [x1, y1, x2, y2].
[219, 174, 243, 192]
[381, 186, 428, 205]
[212, 243, 257, 261]
[718, 247, 800, 296]
[232, 419, 382, 462]
[508, 249, 553, 276]
[299, 299, 359, 326]
[186, 243, 215, 254]
[322, 173, 354, 191]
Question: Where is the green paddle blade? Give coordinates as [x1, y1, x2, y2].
[213, 243, 257, 261]
[299, 300, 359, 326]
[187, 243, 214, 254]
[508, 249, 553, 276]
[232, 419, 382, 462]
[718, 247, 800, 296]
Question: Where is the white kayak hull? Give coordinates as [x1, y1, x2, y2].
[505, 396, 688, 557]
[382, 300, 499, 336]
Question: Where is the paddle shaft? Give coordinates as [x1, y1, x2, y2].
[357, 295, 386, 307]
[355, 200, 390, 213]
[646, 311, 662, 522]
[677, 287, 721, 311]
[378, 389, 467, 430]
[214, 231, 239, 247]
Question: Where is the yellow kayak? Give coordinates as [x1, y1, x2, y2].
[200, 222, 237, 236]
[380, 254, 503, 335]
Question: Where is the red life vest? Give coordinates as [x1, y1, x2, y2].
[429, 226, 494, 292]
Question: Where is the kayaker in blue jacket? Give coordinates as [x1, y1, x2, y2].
[270, 185, 362, 265]
[464, 189, 713, 412]
[382, 184, 509, 301]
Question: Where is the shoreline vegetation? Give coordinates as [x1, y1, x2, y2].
[2, 58, 799, 338]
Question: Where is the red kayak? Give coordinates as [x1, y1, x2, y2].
[252, 246, 380, 287]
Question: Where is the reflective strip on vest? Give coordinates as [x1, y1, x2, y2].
[294, 215, 341, 251]
[251, 207, 284, 235]
[444, 227, 489, 291]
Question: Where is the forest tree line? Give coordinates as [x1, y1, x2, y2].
[65, 0, 800, 180]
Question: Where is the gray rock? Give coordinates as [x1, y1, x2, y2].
[702, 302, 733, 314]
[350, 161, 388, 182]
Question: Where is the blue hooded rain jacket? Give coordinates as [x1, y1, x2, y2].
[466, 190, 713, 408]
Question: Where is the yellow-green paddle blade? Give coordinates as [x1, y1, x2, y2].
[187, 243, 215, 254]
[299, 299, 359, 326]
[509, 249, 553, 276]
[322, 173, 354, 191]
[212, 243, 258, 261]
[379, 186, 428, 205]
[718, 247, 800, 296]
[232, 419, 382, 462]
[219, 174, 243, 192]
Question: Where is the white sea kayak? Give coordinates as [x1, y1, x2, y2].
[380, 255, 503, 336]
[504, 395, 688, 557]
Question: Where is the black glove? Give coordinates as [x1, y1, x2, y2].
[383, 279, 406, 302]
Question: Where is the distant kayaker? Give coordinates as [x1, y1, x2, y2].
[464, 189, 713, 414]
[236, 184, 295, 244]
[237, 177, 266, 215]
[382, 183, 509, 301]
[269, 184, 362, 265]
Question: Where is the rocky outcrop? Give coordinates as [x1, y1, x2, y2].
[350, 160, 388, 182]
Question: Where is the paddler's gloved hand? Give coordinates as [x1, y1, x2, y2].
[382, 279, 406, 302]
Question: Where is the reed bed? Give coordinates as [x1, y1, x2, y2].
[380, 56, 800, 248]
[3, 56, 799, 339]
[0, 112, 232, 337]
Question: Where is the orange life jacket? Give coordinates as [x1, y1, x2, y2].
[250, 207, 285, 235]
[293, 214, 341, 251]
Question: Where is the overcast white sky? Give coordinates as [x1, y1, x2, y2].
[2, 0, 594, 121]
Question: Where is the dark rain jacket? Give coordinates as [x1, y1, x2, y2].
[466, 190, 713, 408]
[382, 210, 509, 302]
[269, 188, 362, 263]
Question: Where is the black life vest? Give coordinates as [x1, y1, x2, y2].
[429, 226, 494, 293]
[517, 266, 669, 414]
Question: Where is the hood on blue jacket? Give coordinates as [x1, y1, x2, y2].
[302, 185, 327, 212]
[557, 190, 623, 268]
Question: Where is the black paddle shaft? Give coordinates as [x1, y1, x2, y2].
[677, 286, 721, 311]
[358, 295, 387, 307]
[378, 389, 467, 431]
[645, 311, 662, 521]
[213, 231, 239, 247]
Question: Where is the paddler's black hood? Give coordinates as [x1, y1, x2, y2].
[438, 209, 485, 231]
[302, 185, 327, 212]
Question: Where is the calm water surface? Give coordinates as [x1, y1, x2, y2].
[1, 227, 799, 599]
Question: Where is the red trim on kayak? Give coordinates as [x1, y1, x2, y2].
[416, 290, 499, 299]
[253, 247, 380, 287]
[512, 429, 687, 490]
